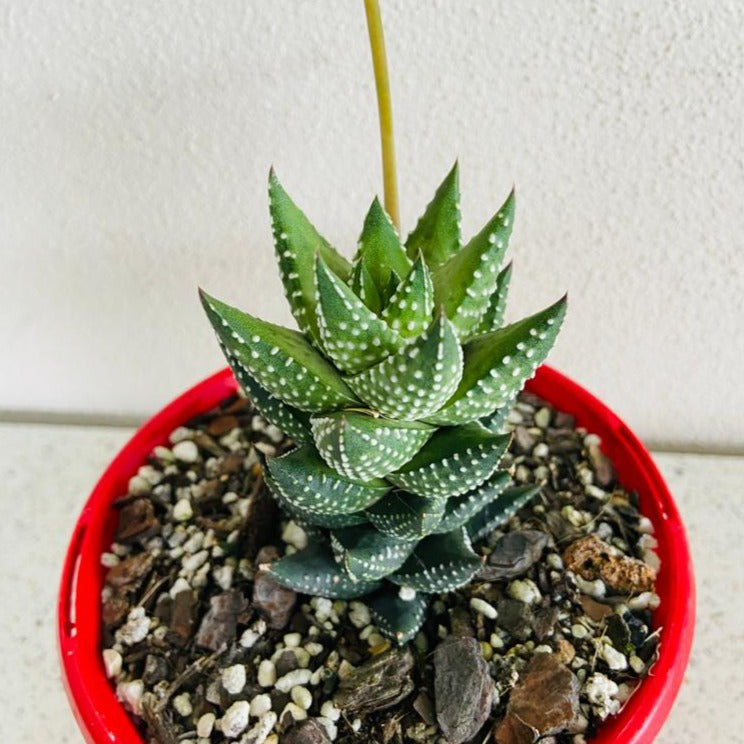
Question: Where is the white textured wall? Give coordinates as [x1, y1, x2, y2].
[1, 0, 742, 449]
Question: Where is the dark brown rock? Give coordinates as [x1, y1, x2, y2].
[281, 719, 330, 744]
[207, 414, 240, 437]
[434, 636, 493, 744]
[253, 571, 296, 630]
[102, 594, 130, 629]
[531, 606, 560, 640]
[587, 443, 615, 488]
[580, 595, 614, 622]
[275, 649, 299, 677]
[480, 530, 549, 581]
[115, 499, 160, 542]
[335, 648, 415, 714]
[496, 599, 533, 640]
[513, 426, 537, 453]
[195, 589, 248, 650]
[106, 552, 155, 591]
[494, 654, 580, 742]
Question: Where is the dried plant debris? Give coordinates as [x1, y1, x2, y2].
[101, 392, 660, 744]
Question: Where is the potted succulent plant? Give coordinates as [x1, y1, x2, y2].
[59, 2, 694, 743]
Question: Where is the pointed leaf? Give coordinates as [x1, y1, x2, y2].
[466, 262, 513, 341]
[200, 289, 358, 412]
[405, 162, 461, 269]
[368, 586, 428, 644]
[310, 411, 433, 481]
[330, 525, 416, 581]
[387, 425, 510, 499]
[346, 312, 464, 420]
[380, 253, 435, 339]
[354, 197, 412, 297]
[266, 445, 390, 516]
[466, 484, 542, 541]
[226, 353, 311, 443]
[433, 190, 514, 338]
[268, 169, 351, 341]
[268, 542, 381, 599]
[477, 402, 513, 435]
[433, 471, 511, 534]
[390, 528, 481, 593]
[366, 490, 446, 541]
[349, 259, 382, 314]
[380, 269, 402, 306]
[315, 255, 404, 375]
[425, 296, 567, 425]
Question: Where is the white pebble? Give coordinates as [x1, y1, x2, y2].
[317, 716, 338, 741]
[546, 553, 563, 570]
[100, 552, 119, 568]
[583, 673, 621, 720]
[291, 685, 313, 710]
[221, 700, 250, 738]
[585, 484, 609, 500]
[351, 718, 362, 732]
[534, 407, 551, 428]
[320, 700, 341, 722]
[197, 712, 216, 738]
[182, 549, 209, 573]
[470, 597, 498, 619]
[348, 601, 371, 628]
[116, 679, 144, 716]
[128, 474, 151, 496]
[629, 654, 646, 674]
[173, 498, 194, 522]
[366, 632, 385, 647]
[266, 424, 284, 442]
[257, 660, 277, 687]
[240, 619, 267, 649]
[246, 711, 277, 744]
[571, 623, 589, 639]
[275, 668, 312, 693]
[305, 641, 324, 657]
[213, 564, 234, 591]
[338, 660, 355, 679]
[169, 426, 192, 443]
[280, 702, 307, 723]
[283, 632, 302, 648]
[169, 577, 191, 599]
[490, 633, 504, 650]
[628, 591, 658, 611]
[116, 607, 151, 646]
[601, 644, 628, 671]
[222, 664, 246, 695]
[573, 574, 606, 598]
[507, 579, 541, 605]
[533, 442, 549, 459]
[314, 597, 333, 622]
[561, 505, 585, 527]
[398, 586, 416, 601]
[637, 516, 654, 534]
[250, 693, 273, 717]
[281, 521, 308, 552]
[293, 647, 311, 668]
[102, 648, 122, 679]
[173, 692, 192, 717]
[173, 439, 199, 463]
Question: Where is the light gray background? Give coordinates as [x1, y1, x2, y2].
[1, 1, 742, 450]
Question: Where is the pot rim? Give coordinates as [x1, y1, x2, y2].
[58, 365, 695, 744]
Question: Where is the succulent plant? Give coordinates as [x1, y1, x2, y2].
[200, 163, 566, 643]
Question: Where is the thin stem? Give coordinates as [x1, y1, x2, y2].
[363, 0, 400, 230]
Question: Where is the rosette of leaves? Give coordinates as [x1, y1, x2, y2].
[200, 163, 566, 643]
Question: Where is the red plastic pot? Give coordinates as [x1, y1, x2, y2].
[58, 366, 694, 744]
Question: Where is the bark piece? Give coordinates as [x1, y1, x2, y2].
[195, 589, 248, 650]
[116, 499, 160, 542]
[282, 719, 331, 744]
[106, 553, 155, 590]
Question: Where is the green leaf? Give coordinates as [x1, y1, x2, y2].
[315, 255, 404, 375]
[380, 253, 435, 339]
[433, 189, 514, 338]
[200, 289, 358, 413]
[226, 353, 311, 443]
[433, 470, 511, 534]
[368, 586, 428, 644]
[425, 295, 567, 425]
[310, 411, 433, 481]
[477, 401, 513, 435]
[346, 312, 464, 420]
[330, 526, 416, 582]
[366, 490, 447, 541]
[405, 162, 461, 270]
[268, 542, 381, 599]
[465, 262, 513, 341]
[266, 445, 390, 516]
[466, 484, 542, 541]
[387, 425, 510, 499]
[380, 269, 402, 306]
[349, 259, 382, 315]
[268, 169, 351, 342]
[354, 197, 412, 298]
[390, 528, 482, 593]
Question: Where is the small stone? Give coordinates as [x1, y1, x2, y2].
[282, 719, 331, 744]
[434, 636, 493, 744]
[398, 585, 416, 601]
[173, 439, 199, 463]
[281, 521, 308, 550]
[275, 669, 312, 693]
[496, 599, 533, 640]
[320, 701, 341, 722]
[197, 712, 216, 738]
[195, 589, 248, 650]
[116, 679, 144, 716]
[222, 664, 246, 695]
[250, 693, 273, 717]
[291, 686, 313, 710]
[555, 639, 576, 665]
[571, 623, 588, 640]
[348, 601, 370, 628]
[173, 498, 194, 522]
[173, 692, 192, 717]
[470, 597, 498, 619]
[221, 700, 250, 738]
[253, 571, 297, 630]
[583, 673, 621, 720]
[258, 659, 277, 688]
[102, 648, 122, 679]
[534, 407, 552, 428]
[480, 530, 549, 581]
[600, 643, 628, 671]
[116, 607, 151, 646]
[508, 578, 541, 605]
[284, 632, 302, 648]
[281, 702, 308, 725]
[128, 474, 151, 496]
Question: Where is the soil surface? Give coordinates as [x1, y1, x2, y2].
[100, 392, 660, 744]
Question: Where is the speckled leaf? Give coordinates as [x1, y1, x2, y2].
[466, 262, 513, 341]
[354, 197, 412, 298]
[380, 269, 403, 306]
[330, 526, 416, 582]
[366, 491, 447, 541]
[266, 445, 390, 516]
[466, 484, 542, 542]
[380, 253, 435, 339]
[201, 290, 358, 413]
[387, 425, 510, 499]
[390, 528, 481, 593]
[346, 312, 463, 420]
[349, 259, 382, 315]
[433, 471, 511, 534]
[268, 169, 351, 342]
[368, 586, 428, 644]
[310, 411, 433, 481]
[315, 255, 404, 375]
[405, 162, 461, 270]
[433, 190, 514, 338]
[477, 401, 513, 435]
[269, 541, 381, 599]
[425, 296, 567, 425]
[226, 354, 311, 443]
